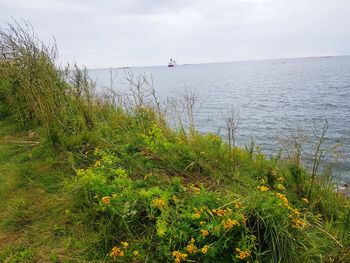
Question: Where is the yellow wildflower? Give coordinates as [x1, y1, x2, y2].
[291, 218, 306, 229]
[186, 244, 197, 254]
[172, 251, 188, 263]
[200, 229, 209, 237]
[276, 193, 289, 205]
[277, 177, 284, 182]
[152, 198, 166, 209]
[201, 245, 209, 254]
[121, 241, 129, 248]
[102, 196, 110, 204]
[193, 211, 201, 219]
[223, 218, 239, 230]
[110, 246, 124, 258]
[257, 185, 269, 192]
[172, 251, 181, 258]
[200, 221, 205, 226]
[277, 183, 286, 191]
[302, 198, 309, 204]
[94, 160, 101, 167]
[235, 248, 251, 260]
[133, 250, 139, 257]
[192, 186, 201, 194]
[112, 194, 118, 198]
[212, 208, 226, 216]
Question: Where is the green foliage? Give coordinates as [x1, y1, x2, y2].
[67, 149, 346, 262]
[0, 21, 349, 263]
[0, 247, 36, 263]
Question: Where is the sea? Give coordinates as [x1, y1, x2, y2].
[88, 56, 350, 182]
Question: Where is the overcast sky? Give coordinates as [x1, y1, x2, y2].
[1, 0, 350, 68]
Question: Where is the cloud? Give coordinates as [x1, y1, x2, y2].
[1, 0, 349, 67]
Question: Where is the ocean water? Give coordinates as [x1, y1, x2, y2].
[89, 56, 350, 181]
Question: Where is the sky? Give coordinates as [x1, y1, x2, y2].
[1, 0, 350, 68]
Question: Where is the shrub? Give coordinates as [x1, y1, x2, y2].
[67, 149, 344, 262]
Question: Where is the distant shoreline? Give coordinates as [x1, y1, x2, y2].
[89, 54, 350, 70]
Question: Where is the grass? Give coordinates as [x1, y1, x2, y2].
[0, 120, 97, 262]
[0, 21, 349, 262]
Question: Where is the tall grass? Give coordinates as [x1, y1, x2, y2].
[0, 21, 99, 147]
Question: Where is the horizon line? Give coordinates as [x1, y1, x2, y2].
[88, 54, 350, 70]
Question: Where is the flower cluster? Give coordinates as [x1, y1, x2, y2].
[152, 197, 166, 209]
[223, 218, 239, 230]
[291, 218, 306, 229]
[110, 246, 124, 258]
[186, 243, 197, 254]
[275, 193, 289, 205]
[235, 248, 251, 260]
[190, 185, 201, 194]
[109, 241, 130, 259]
[193, 208, 202, 219]
[102, 196, 110, 204]
[121, 241, 129, 248]
[257, 185, 269, 192]
[201, 245, 209, 254]
[200, 229, 209, 237]
[212, 207, 231, 216]
[175, 238, 211, 259]
[94, 160, 101, 167]
[186, 238, 197, 254]
[172, 251, 188, 263]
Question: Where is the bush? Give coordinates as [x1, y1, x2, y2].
[67, 149, 345, 262]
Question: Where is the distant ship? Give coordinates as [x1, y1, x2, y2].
[168, 58, 176, 67]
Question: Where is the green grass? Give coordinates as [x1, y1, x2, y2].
[0, 120, 97, 262]
[0, 105, 349, 262]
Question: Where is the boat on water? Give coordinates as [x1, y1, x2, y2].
[168, 58, 176, 67]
